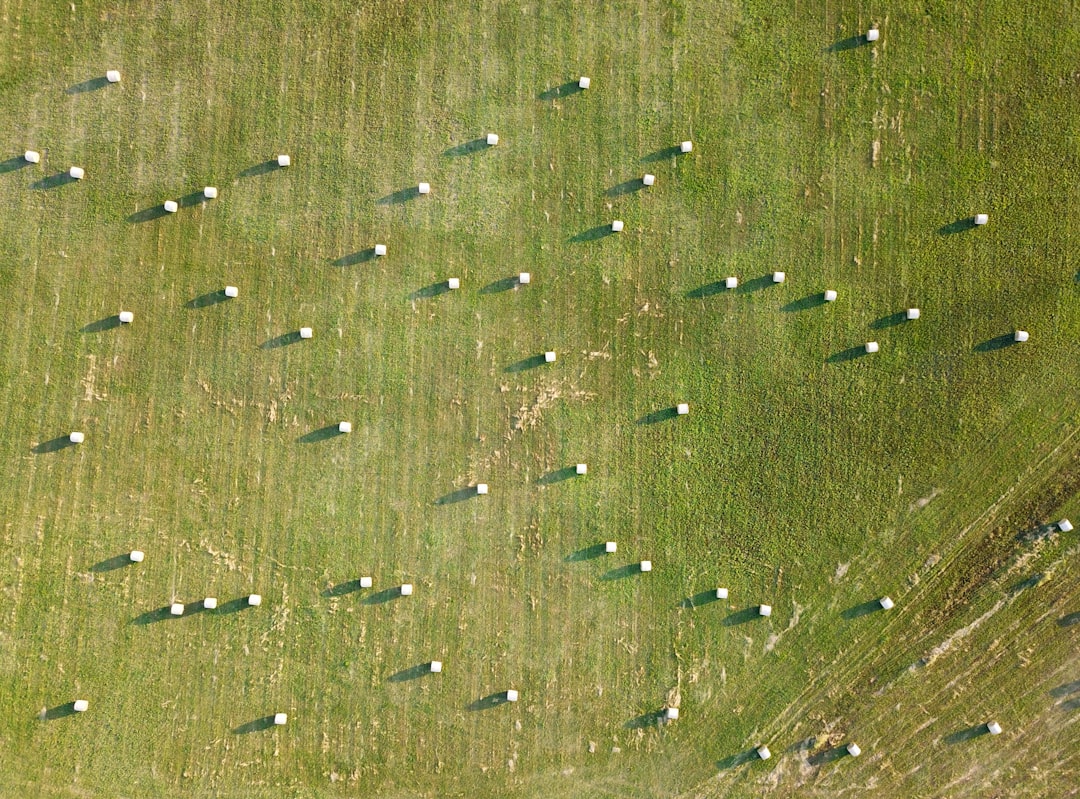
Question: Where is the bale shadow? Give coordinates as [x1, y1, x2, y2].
[505, 354, 548, 373]
[185, 291, 229, 309]
[466, 692, 512, 711]
[938, 218, 977, 235]
[127, 205, 170, 223]
[636, 407, 679, 425]
[260, 331, 302, 350]
[808, 746, 849, 766]
[80, 315, 122, 333]
[215, 597, 255, 615]
[600, 564, 643, 581]
[679, 590, 723, 609]
[297, 425, 345, 444]
[233, 716, 276, 734]
[945, 724, 989, 744]
[721, 607, 762, 626]
[841, 600, 883, 620]
[641, 145, 681, 163]
[387, 663, 433, 683]
[332, 248, 376, 267]
[32, 173, 77, 190]
[624, 711, 661, 729]
[443, 138, 490, 157]
[178, 191, 208, 209]
[537, 466, 578, 485]
[130, 606, 173, 626]
[569, 225, 615, 243]
[685, 282, 729, 299]
[65, 76, 110, 94]
[376, 186, 421, 206]
[605, 179, 646, 197]
[564, 544, 607, 562]
[409, 282, 452, 300]
[716, 749, 759, 770]
[781, 294, 827, 313]
[1062, 697, 1080, 712]
[826, 346, 870, 364]
[90, 554, 135, 573]
[1050, 680, 1080, 698]
[0, 156, 31, 174]
[1009, 573, 1044, 595]
[362, 588, 405, 605]
[871, 311, 908, 329]
[40, 703, 78, 720]
[1058, 611, 1080, 627]
[973, 334, 1015, 352]
[32, 436, 77, 454]
[479, 276, 518, 295]
[434, 487, 477, 505]
[321, 579, 364, 598]
[825, 35, 866, 53]
[538, 81, 583, 100]
[735, 274, 777, 294]
[239, 160, 280, 178]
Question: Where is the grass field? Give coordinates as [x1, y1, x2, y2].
[1, 1, 1079, 797]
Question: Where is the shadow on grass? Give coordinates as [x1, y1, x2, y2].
[641, 145, 681, 163]
[841, 600, 883, 620]
[186, 290, 230, 309]
[90, 554, 135, 573]
[938, 217, 977, 235]
[178, 191, 208, 209]
[781, 294, 827, 313]
[479, 276, 519, 295]
[685, 282, 729, 299]
[679, 590, 723, 609]
[600, 564, 643, 581]
[321, 579, 364, 598]
[1009, 573, 1044, 595]
[409, 282, 452, 300]
[973, 334, 1016, 352]
[466, 692, 513, 711]
[233, 716, 276, 734]
[825, 35, 867, 53]
[32, 173, 77, 190]
[871, 311, 908, 329]
[377, 186, 421, 206]
[945, 724, 989, 744]
[537, 466, 578, 485]
[1061, 697, 1080, 712]
[808, 746, 850, 766]
[387, 663, 433, 683]
[605, 178, 646, 197]
[569, 225, 615, 243]
[505, 354, 548, 373]
[716, 749, 759, 770]
[636, 407, 679, 425]
[1058, 611, 1080, 627]
[0, 156, 31, 174]
[332, 248, 376, 267]
[434, 487, 477, 505]
[564, 543, 607, 562]
[297, 425, 345, 444]
[721, 607, 762, 626]
[40, 702, 78, 720]
[215, 597, 256, 615]
[1050, 680, 1080, 698]
[538, 81, 583, 101]
[362, 588, 404, 605]
[127, 205, 170, 223]
[239, 160, 280, 178]
[624, 711, 661, 729]
[736, 274, 777, 294]
[443, 138, 491, 157]
[81, 315, 121, 333]
[32, 436, 77, 454]
[826, 346, 870, 364]
[65, 76, 110, 94]
[260, 331, 302, 350]
[130, 606, 174, 626]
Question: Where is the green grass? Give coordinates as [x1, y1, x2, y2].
[1, 1, 1079, 797]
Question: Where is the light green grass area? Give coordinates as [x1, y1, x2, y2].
[1, 1, 1078, 797]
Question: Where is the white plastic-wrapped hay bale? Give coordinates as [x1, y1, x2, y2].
[224, 286, 239, 298]
[879, 596, 895, 610]
[24, 150, 40, 164]
[299, 327, 313, 339]
[129, 550, 144, 563]
[277, 154, 291, 167]
[486, 133, 499, 146]
[106, 70, 121, 83]
[274, 713, 288, 725]
[73, 699, 89, 712]
[69, 432, 85, 444]
[69, 166, 85, 180]
[578, 76, 590, 89]
[680, 141, 693, 153]
[164, 200, 178, 213]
